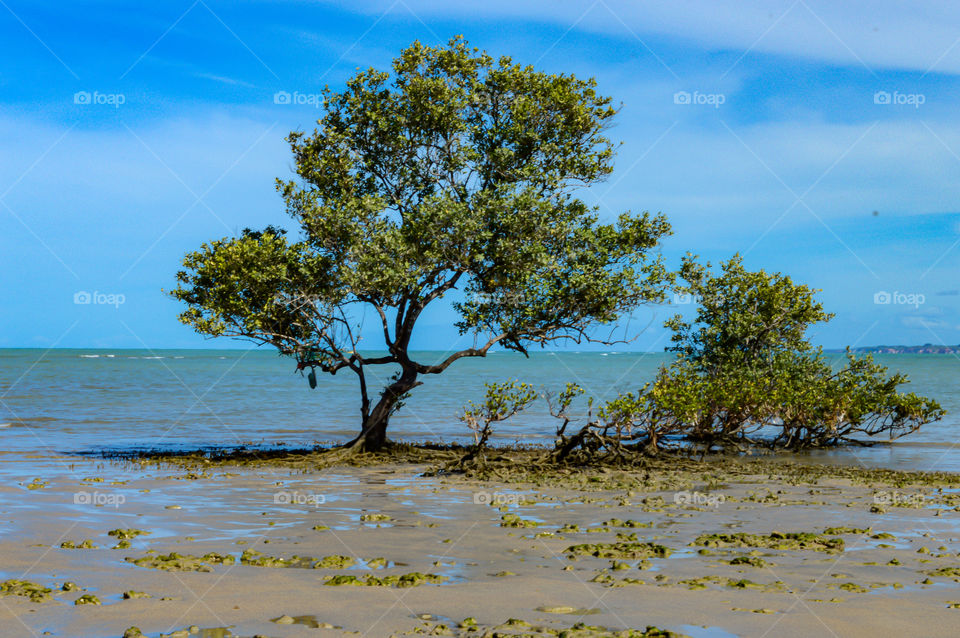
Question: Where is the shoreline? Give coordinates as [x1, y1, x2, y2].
[1, 450, 959, 637]
[76, 442, 960, 485]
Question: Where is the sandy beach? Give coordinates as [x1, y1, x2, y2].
[1, 450, 958, 637]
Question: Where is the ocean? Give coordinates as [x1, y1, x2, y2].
[0, 348, 958, 472]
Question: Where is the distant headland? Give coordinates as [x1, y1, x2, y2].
[829, 344, 960, 354]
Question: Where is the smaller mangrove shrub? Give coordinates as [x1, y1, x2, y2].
[458, 379, 538, 466]
[457, 255, 943, 461]
[657, 254, 943, 450]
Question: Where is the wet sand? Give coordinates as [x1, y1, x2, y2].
[1, 451, 959, 637]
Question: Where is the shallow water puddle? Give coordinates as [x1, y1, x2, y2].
[535, 605, 601, 614]
[163, 627, 237, 638]
[677, 624, 740, 638]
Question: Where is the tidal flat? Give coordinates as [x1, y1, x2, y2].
[2, 448, 960, 637]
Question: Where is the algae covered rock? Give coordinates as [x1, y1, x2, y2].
[565, 541, 672, 559]
[692, 532, 843, 553]
[123, 590, 151, 599]
[359, 513, 391, 522]
[1, 579, 53, 603]
[500, 513, 539, 528]
[108, 528, 151, 540]
[324, 572, 446, 587]
[60, 539, 97, 549]
[126, 552, 235, 572]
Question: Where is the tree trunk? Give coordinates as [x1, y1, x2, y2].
[347, 368, 419, 452]
[356, 413, 389, 451]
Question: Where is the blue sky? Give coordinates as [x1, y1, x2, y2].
[2, 0, 960, 350]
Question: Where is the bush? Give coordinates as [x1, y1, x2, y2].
[458, 380, 538, 466]
[654, 254, 943, 450]
[459, 255, 943, 463]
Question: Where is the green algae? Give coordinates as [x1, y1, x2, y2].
[324, 572, 446, 587]
[126, 552, 235, 572]
[60, 539, 97, 549]
[590, 573, 646, 587]
[927, 566, 960, 579]
[692, 532, 843, 553]
[123, 590, 151, 599]
[125, 443, 960, 494]
[360, 513, 391, 522]
[566, 541, 672, 559]
[501, 513, 540, 528]
[602, 519, 651, 528]
[108, 528, 151, 540]
[315, 555, 356, 569]
[677, 575, 784, 592]
[400, 619, 683, 637]
[729, 555, 768, 567]
[240, 548, 311, 568]
[823, 527, 871, 535]
[833, 583, 869, 593]
[1, 579, 52, 603]
[74, 594, 100, 605]
[239, 549, 360, 569]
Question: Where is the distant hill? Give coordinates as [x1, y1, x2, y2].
[827, 344, 960, 354]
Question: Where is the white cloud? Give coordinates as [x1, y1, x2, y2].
[359, 0, 960, 75]
[592, 118, 960, 241]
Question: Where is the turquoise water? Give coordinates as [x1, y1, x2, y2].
[0, 349, 957, 471]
